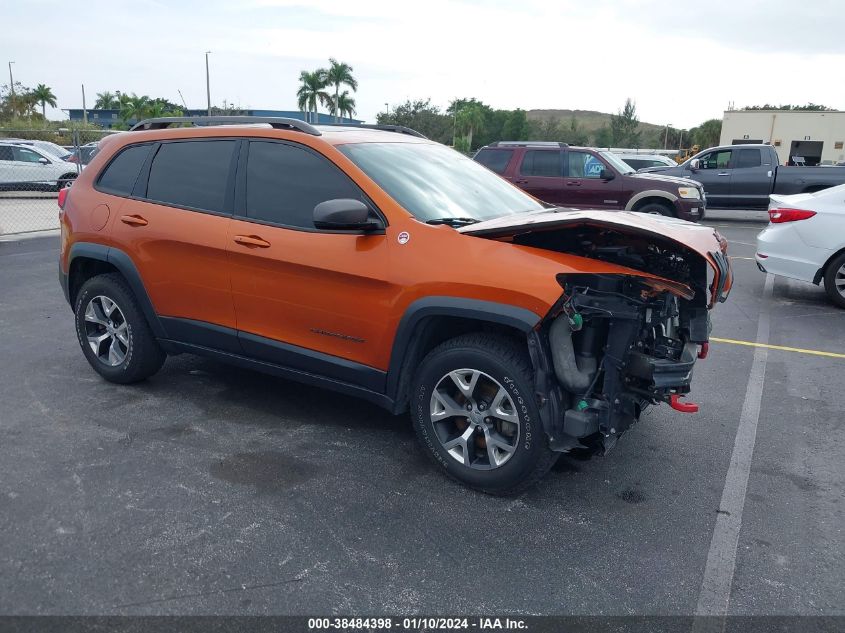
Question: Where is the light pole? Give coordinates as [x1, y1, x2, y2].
[664, 123, 672, 149]
[384, 102, 388, 119]
[205, 51, 212, 116]
[8, 61, 15, 117]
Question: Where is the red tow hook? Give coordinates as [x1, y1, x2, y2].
[698, 342, 710, 359]
[670, 394, 699, 413]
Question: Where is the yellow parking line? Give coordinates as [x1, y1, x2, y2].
[710, 337, 845, 359]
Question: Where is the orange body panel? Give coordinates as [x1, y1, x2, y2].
[60, 125, 728, 372]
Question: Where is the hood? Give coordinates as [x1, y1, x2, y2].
[458, 209, 732, 307]
[628, 171, 699, 187]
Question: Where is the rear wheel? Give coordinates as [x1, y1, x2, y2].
[56, 173, 77, 191]
[410, 333, 558, 495]
[637, 201, 675, 217]
[823, 252, 845, 308]
[74, 273, 166, 383]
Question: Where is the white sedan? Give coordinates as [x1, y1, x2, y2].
[756, 183, 845, 307]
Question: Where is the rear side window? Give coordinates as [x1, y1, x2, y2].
[245, 141, 363, 229]
[146, 140, 236, 213]
[474, 149, 512, 174]
[520, 150, 561, 177]
[97, 144, 152, 196]
[735, 149, 762, 169]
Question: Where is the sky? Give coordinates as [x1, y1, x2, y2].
[2, 0, 844, 128]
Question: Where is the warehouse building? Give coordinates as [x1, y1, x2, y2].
[719, 109, 845, 166]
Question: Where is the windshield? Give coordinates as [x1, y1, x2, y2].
[599, 151, 635, 174]
[338, 142, 545, 222]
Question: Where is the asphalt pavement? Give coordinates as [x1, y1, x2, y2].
[0, 214, 842, 617]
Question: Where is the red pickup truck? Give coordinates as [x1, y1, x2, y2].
[474, 141, 705, 222]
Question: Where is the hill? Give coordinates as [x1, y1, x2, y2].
[526, 108, 666, 140]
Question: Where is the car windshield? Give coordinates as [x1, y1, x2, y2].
[599, 151, 635, 174]
[338, 142, 545, 222]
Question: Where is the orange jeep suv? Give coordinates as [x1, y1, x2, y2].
[59, 116, 732, 494]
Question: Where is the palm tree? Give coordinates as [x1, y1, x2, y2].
[334, 91, 356, 121]
[94, 91, 119, 109]
[119, 93, 151, 122]
[31, 84, 57, 120]
[456, 104, 485, 150]
[325, 59, 357, 122]
[296, 70, 330, 123]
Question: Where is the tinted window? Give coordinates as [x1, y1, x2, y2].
[146, 140, 236, 213]
[97, 144, 152, 195]
[246, 141, 363, 228]
[568, 151, 606, 178]
[623, 158, 666, 170]
[701, 150, 732, 169]
[474, 149, 512, 174]
[0, 146, 13, 161]
[520, 150, 561, 177]
[735, 148, 762, 169]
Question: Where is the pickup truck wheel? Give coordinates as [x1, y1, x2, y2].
[410, 333, 558, 495]
[637, 201, 675, 217]
[823, 252, 845, 308]
[74, 273, 166, 383]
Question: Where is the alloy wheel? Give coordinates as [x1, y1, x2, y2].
[429, 369, 520, 470]
[836, 263, 845, 298]
[84, 295, 129, 366]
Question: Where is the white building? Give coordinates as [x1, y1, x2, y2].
[719, 110, 845, 166]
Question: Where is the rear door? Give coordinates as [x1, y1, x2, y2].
[563, 150, 623, 209]
[512, 149, 565, 203]
[0, 145, 18, 184]
[729, 147, 773, 207]
[689, 148, 732, 206]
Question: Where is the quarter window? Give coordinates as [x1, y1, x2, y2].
[146, 140, 236, 213]
[245, 141, 363, 229]
[97, 144, 152, 196]
[520, 150, 562, 177]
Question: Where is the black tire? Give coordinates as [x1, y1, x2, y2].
[74, 273, 166, 384]
[56, 173, 77, 192]
[637, 201, 675, 217]
[410, 333, 558, 495]
[823, 252, 845, 308]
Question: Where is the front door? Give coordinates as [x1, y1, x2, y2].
[563, 150, 623, 209]
[688, 148, 733, 206]
[512, 149, 566, 204]
[227, 139, 396, 383]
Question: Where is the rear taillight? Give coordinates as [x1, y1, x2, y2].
[768, 208, 816, 223]
[57, 186, 69, 210]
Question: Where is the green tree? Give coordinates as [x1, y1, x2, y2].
[119, 93, 151, 122]
[594, 125, 613, 147]
[94, 91, 119, 109]
[501, 109, 529, 141]
[325, 59, 358, 123]
[334, 91, 356, 120]
[456, 104, 486, 150]
[562, 115, 589, 145]
[610, 98, 641, 146]
[742, 103, 832, 111]
[296, 70, 330, 123]
[529, 117, 561, 141]
[31, 84, 57, 120]
[376, 98, 451, 143]
[689, 118, 722, 148]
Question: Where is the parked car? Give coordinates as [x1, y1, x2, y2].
[473, 142, 706, 221]
[59, 116, 731, 494]
[0, 137, 73, 161]
[756, 184, 845, 307]
[616, 153, 677, 171]
[642, 144, 845, 209]
[0, 142, 79, 191]
[65, 142, 100, 166]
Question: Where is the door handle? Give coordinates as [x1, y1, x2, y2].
[120, 214, 148, 226]
[717, 172, 730, 176]
[233, 234, 271, 248]
[514, 179, 528, 184]
[566, 181, 582, 186]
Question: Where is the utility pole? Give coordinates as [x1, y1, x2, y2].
[664, 123, 672, 149]
[7, 61, 14, 117]
[82, 84, 87, 124]
[205, 51, 212, 116]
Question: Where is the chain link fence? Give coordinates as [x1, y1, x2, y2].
[0, 128, 115, 236]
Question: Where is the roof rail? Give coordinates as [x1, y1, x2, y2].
[490, 141, 569, 148]
[130, 116, 321, 136]
[318, 123, 427, 139]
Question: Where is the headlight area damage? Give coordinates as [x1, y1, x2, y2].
[461, 210, 733, 454]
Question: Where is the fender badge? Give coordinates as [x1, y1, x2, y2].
[397, 231, 410, 245]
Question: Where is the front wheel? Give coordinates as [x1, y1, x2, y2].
[637, 201, 675, 217]
[410, 333, 558, 495]
[56, 173, 77, 192]
[823, 252, 845, 308]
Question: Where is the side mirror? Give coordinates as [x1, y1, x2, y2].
[38, 157, 50, 165]
[313, 198, 381, 231]
[599, 169, 614, 181]
[689, 158, 700, 170]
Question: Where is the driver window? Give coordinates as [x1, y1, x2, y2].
[568, 151, 605, 179]
[700, 150, 731, 170]
[14, 147, 45, 163]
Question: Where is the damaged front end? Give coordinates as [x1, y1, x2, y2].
[463, 210, 732, 454]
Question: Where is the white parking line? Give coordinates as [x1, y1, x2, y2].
[693, 273, 773, 631]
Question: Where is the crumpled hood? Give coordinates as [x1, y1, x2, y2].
[458, 209, 732, 307]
